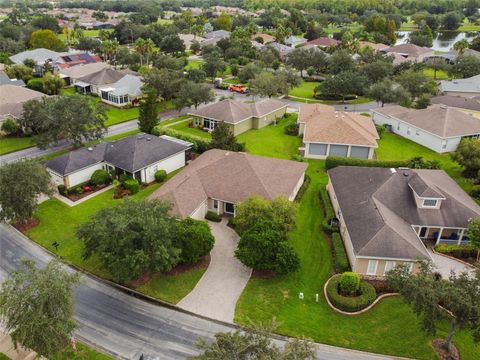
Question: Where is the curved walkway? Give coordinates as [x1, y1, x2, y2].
[177, 218, 252, 322]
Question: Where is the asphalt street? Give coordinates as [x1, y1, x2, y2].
[0, 222, 408, 360]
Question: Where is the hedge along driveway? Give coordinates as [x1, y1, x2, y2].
[26, 174, 206, 304]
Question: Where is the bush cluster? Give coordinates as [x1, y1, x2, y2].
[325, 156, 409, 170]
[1, 119, 19, 135]
[326, 275, 376, 312]
[123, 179, 140, 194]
[339, 272, 360, 295]
[90, 169, 110, 186]
[57, 184, 67, 195]
[434, 244, 477, 260]
[470, 185, 480, 199]
[332, 233, 350, 273]
[205, 211, 222, 222]
[284, 121, 299, 136]
[154, 169, 167, 183]
[294, 174, 310, 201]
[319, 188, 336, 234]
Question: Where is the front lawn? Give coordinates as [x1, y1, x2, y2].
[185, 59, 204, 70]
[234, 160, 479, 359]
[423, 68, 450, 80]
[0, 136, 36, 155]
[27, 174, 206, 304]
[51, 342, 113, 360]
[169, 119, 212, 139]
[289, 81, 321, 99]
[237, 114, 300, 160]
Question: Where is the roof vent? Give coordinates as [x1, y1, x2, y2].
[390, 168, 397, 174]
[225, 152, 230, 156]
[146, 137, 152, 141]
[440, 105, 448, 109]
[87, 147, 93, 151]
[403, 172, 409, 177]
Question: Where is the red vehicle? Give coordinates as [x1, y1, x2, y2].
[228, 84, 249, 94]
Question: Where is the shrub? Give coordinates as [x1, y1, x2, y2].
[1, 118, 19, 134]
[90, 169, 110, 186]
[332, 232, 350, 273]
[319, 188, 337, 234]
[291, 154, 305, 162]
[326, 275, 377, 312]
[154, 169, 167, 183]
[26, 78, 44, 92]
[471, 185, 480, 199]
[152, 126, 211, 153]
[174, 218, 214, 264]
[205, 211, 222, 222]
[407, 156, 439, 169]
[118, 174, 132, 183]
[325, 156, 409, 170]
[74, 186, 83, 195]
[375, 124, 387, 137]
[123, 179, 140, 194]
[57, 184, 66, 195]
[294, 174, 310, 201]
[339, 272, 360, 295]
[434, 244, 477, 259]
[284, 121, 299, 136]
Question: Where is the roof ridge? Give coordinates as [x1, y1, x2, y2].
[340, 114, 377, 144]
[242, 153, 276, 199]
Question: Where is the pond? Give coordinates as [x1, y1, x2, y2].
[395, 31, 478, 52]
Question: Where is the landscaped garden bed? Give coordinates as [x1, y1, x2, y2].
[434, 244, 478, 265]
[60, 183, 110, 202]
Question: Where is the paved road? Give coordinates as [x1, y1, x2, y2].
[178, 219, 252, 322]
[0, 222, 409, 360]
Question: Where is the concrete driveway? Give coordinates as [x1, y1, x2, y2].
[428, 249, 474, 278]
[177, 218, 252, 323]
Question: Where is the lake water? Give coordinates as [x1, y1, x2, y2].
[395, 31, 478, 52]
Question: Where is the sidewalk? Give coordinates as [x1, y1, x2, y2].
[0, 330, 36, 360]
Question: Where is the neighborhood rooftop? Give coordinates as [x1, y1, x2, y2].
[189, 99, 287, 124]
[328, 166, 480, 260]
[77, 67, 128, 85]
[149, 149, 307, 218]
[439, 74, 480, 94]
[47, 133, 191, 175]
[374, 104, 480, 137]
[431, 95, 480, 112]
[0, 84, 45, 120]
[298, 104, 378, 147]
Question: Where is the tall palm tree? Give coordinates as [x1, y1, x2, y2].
[144, 38, 155, 66]
[135, 38, 147, 67]
[62, 26, 72, 45]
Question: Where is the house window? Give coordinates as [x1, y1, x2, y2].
[423, 199, 438, 207]
[366, 260, 378, 275]
[213, 200, 218, 209]
[406, 262, 414, 273]
[384, 261, 396, 275]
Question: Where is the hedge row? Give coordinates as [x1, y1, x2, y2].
[319, 187, 336, 234]
[434, 244, 477, 260]
[294, 174, 310, 202]
[332, 233, 350, 273]
[152, 126, 211, 153]
[205, 211, 222, 222]
[325, 156, 410, 170]
[326, 275, 376, 312]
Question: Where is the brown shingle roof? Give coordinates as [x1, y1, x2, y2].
[298, 104, 378, 147]
[149, 149, 307, 217]
[77, 68, 126, 85]
[431, 95, 480, 112]
[374, 104, 480, 137]
[382, 43, 433, 56]
[189, 99, 287, 124]
[0, 85, 45, 120]
[328, 166, 480, 260]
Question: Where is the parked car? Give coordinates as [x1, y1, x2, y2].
[228, 84, 249, 94]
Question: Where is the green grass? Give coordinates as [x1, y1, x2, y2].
[376, 132, 474, 194]
[59, 29, 110, 41]
[0, 353, 10, 360]
[159, 115, 191, 127]
[0, 136, 37, 155]
[237, 115, 300, 160]
[423, 68, 450, 80]
[26, 171, 203, 304]
[185, 59, 204, 70]
[51, 342, 113, 360]
[234, 160, 479, 359]
[157, 18, 173, 25]
[169, 119, 212, 139]
[289, 81, 321, 99]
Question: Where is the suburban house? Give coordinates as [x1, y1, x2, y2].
[149, 149, 307, 219]
[59, 62, 110, 86]
[372, 104, 480, 153]
[202, 30, 230, 46]
[359, 41, 389, 52]
[305, 37, 340, 49]
[262, 42, 293, 59]
[0, 84, 45, 124]
[46, 133, 191, 188]
[251, 33, 274, 44]
[381, 44, 435, 62]
[0, 71, 25, 87]
[284, 35, 307, 48]
[74, 68, 143, 106]
[179, 34, 206, 49]
[297, 104, 379, 159]
[327, 166, 480, 276]
[431, 95, 480, 119]
[189, 99, 287, 136]
[9, 48, 101, 76]
[425, 48, 480, 65]
[439, 75, 480, 97]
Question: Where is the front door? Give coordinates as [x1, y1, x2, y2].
[224, 202, 235, 215]
[419, 227, 427, 238]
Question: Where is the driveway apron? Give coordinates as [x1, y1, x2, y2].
[177, 218, 252, 323]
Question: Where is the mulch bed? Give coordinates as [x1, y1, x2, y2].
[127, 255, 211, 288]
[13, 218, 39, 232]
[66, 184, 108, 201]
[252, 269, 277, 279]
[432, 339, 460, 360]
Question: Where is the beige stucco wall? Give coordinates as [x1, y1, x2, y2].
[355, 258, 421, 276]
[253, 107, 287, 130]
[232, 118, 253, 136]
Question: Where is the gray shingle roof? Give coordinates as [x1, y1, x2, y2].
[47, 134, 190, 175]
[431, 95, 480, 111]
[204, 30, 230, 39]
[0, 72, 25, 86]
[10, 48, 61, 65]
[328, 167, 480, 260]
[109, 74, 143, 96]
[439, 75, 480, 94]
[77, 68, 126, 86]
[189, 99, 287, 124]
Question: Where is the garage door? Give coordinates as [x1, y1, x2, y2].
[350, 146, 370, 159]
[309, 143, 327, 156]
[329, 144, 348, 157]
